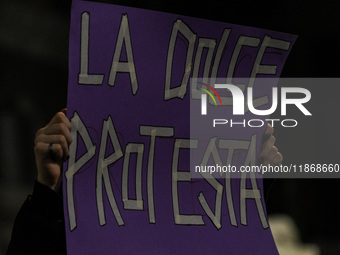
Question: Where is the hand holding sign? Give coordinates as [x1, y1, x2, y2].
[259, 124, 283, 166]
[35, 109, 73, 192]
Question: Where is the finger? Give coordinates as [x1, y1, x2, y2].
[35, 127, 45, 139]
[35, 141, 64, 163]
[262, 147, 282, 166]
[36, 134, 70, 160]
[272, 152, 283, 165]
[265, 123, 274, 135]
[266, 146, 279, 163]
[48, 111, 72, 131]
[41, 122, 73, 145]
[263, 153, 282, 166]
[262, 123, 274, 143]
[259, 135, 276, 159]
[48, 143, 65, 162]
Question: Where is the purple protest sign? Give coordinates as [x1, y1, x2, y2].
[64, 0, 297, 254]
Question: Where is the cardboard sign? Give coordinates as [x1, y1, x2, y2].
[64, 0, 296, 253]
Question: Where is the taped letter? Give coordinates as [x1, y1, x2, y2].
[65, 112, 96, 231]
[108, 14, 138, 95]
[240, 134, 268, 228]
[140, 126, 174, 223]
[165, 19, 196, 100]
[122, 143, 144, 210]
[219, 139, 251, 226]
[172, 139, 204, 225]
[78, 12, 104, 85]
[198, 137, 223, 229]
[96, 116, 124, 226]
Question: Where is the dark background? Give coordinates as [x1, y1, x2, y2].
[1, 0, 340, 254]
